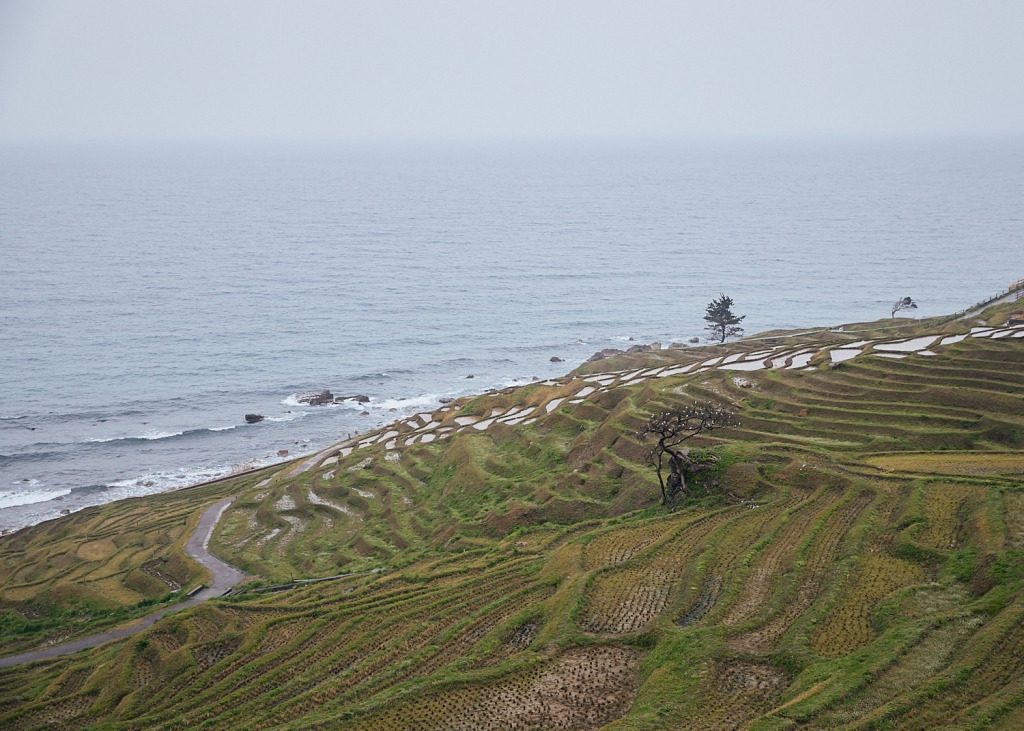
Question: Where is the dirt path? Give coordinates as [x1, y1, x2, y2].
[0, 497, 244, 668]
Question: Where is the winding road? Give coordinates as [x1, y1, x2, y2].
[0, 497, 244, 668]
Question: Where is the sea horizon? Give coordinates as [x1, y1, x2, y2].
[2, 139, 1022, 531]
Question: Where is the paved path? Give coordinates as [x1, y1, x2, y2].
[957, 289, 1022, 320]
[0, 498, 244, 668]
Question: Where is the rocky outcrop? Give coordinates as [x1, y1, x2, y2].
[587, 348, 625, 362]
[334, 394, 370, 404]
[245, 414, 265, 424]
[298, 390, 334, 406]
[626, 344, 652, 354]
[550, 356, 564, 363]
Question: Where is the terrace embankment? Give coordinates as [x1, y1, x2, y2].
[1, 298, 1023, 729]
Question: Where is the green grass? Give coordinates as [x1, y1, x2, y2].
[1, 303, 1022, 729]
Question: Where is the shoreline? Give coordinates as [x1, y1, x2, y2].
[4, 285, 1021, 537]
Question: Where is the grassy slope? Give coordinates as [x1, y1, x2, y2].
[0, 302, 1022, 729]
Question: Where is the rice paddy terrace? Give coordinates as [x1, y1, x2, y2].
[1, 300, 1023, 729]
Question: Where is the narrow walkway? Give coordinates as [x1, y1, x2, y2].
[956, 288, 1022, 320]
[0, 497, 244, 668]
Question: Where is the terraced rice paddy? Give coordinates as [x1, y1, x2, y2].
[1, 301, 1022, 728]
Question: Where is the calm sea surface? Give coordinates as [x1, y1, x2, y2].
[1, 141, 1021, 530]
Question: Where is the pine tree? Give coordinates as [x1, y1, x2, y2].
[704, 294, 745, 343]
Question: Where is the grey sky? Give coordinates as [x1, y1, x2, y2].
[1, 0, 1022, 143]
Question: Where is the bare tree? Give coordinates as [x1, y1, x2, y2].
[637, 404, 739, 508]
[891, 296, 918, 318]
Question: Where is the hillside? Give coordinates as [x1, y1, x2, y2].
[1, 299, 1023, 729]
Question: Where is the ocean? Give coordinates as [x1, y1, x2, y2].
[1, 140, 1021, 531]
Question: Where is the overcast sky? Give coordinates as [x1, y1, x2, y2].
[1, 0, 1022, 144]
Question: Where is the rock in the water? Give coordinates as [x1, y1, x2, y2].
[335, 394, 370, 404]
[297, 389, 334, 406]
[466, 374, 475, 379]
[688, 337, 700, 344]
[550, 356, 564, 363]
[587, 347, 624, 362]
[277, 449, 289, 457]
[245, 413, 265, 424]
[439, 397, 454, 404]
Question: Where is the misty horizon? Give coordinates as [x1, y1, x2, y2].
[1, 1, 1022, 145]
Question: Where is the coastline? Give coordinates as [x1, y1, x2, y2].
[4, 282, 1021, 537]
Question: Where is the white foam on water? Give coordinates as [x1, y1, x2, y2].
[0, 483, 72, 509]
[371, 394, 442, 411]
[266, 411, 308, 423]
[87, 430, 184, 443]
